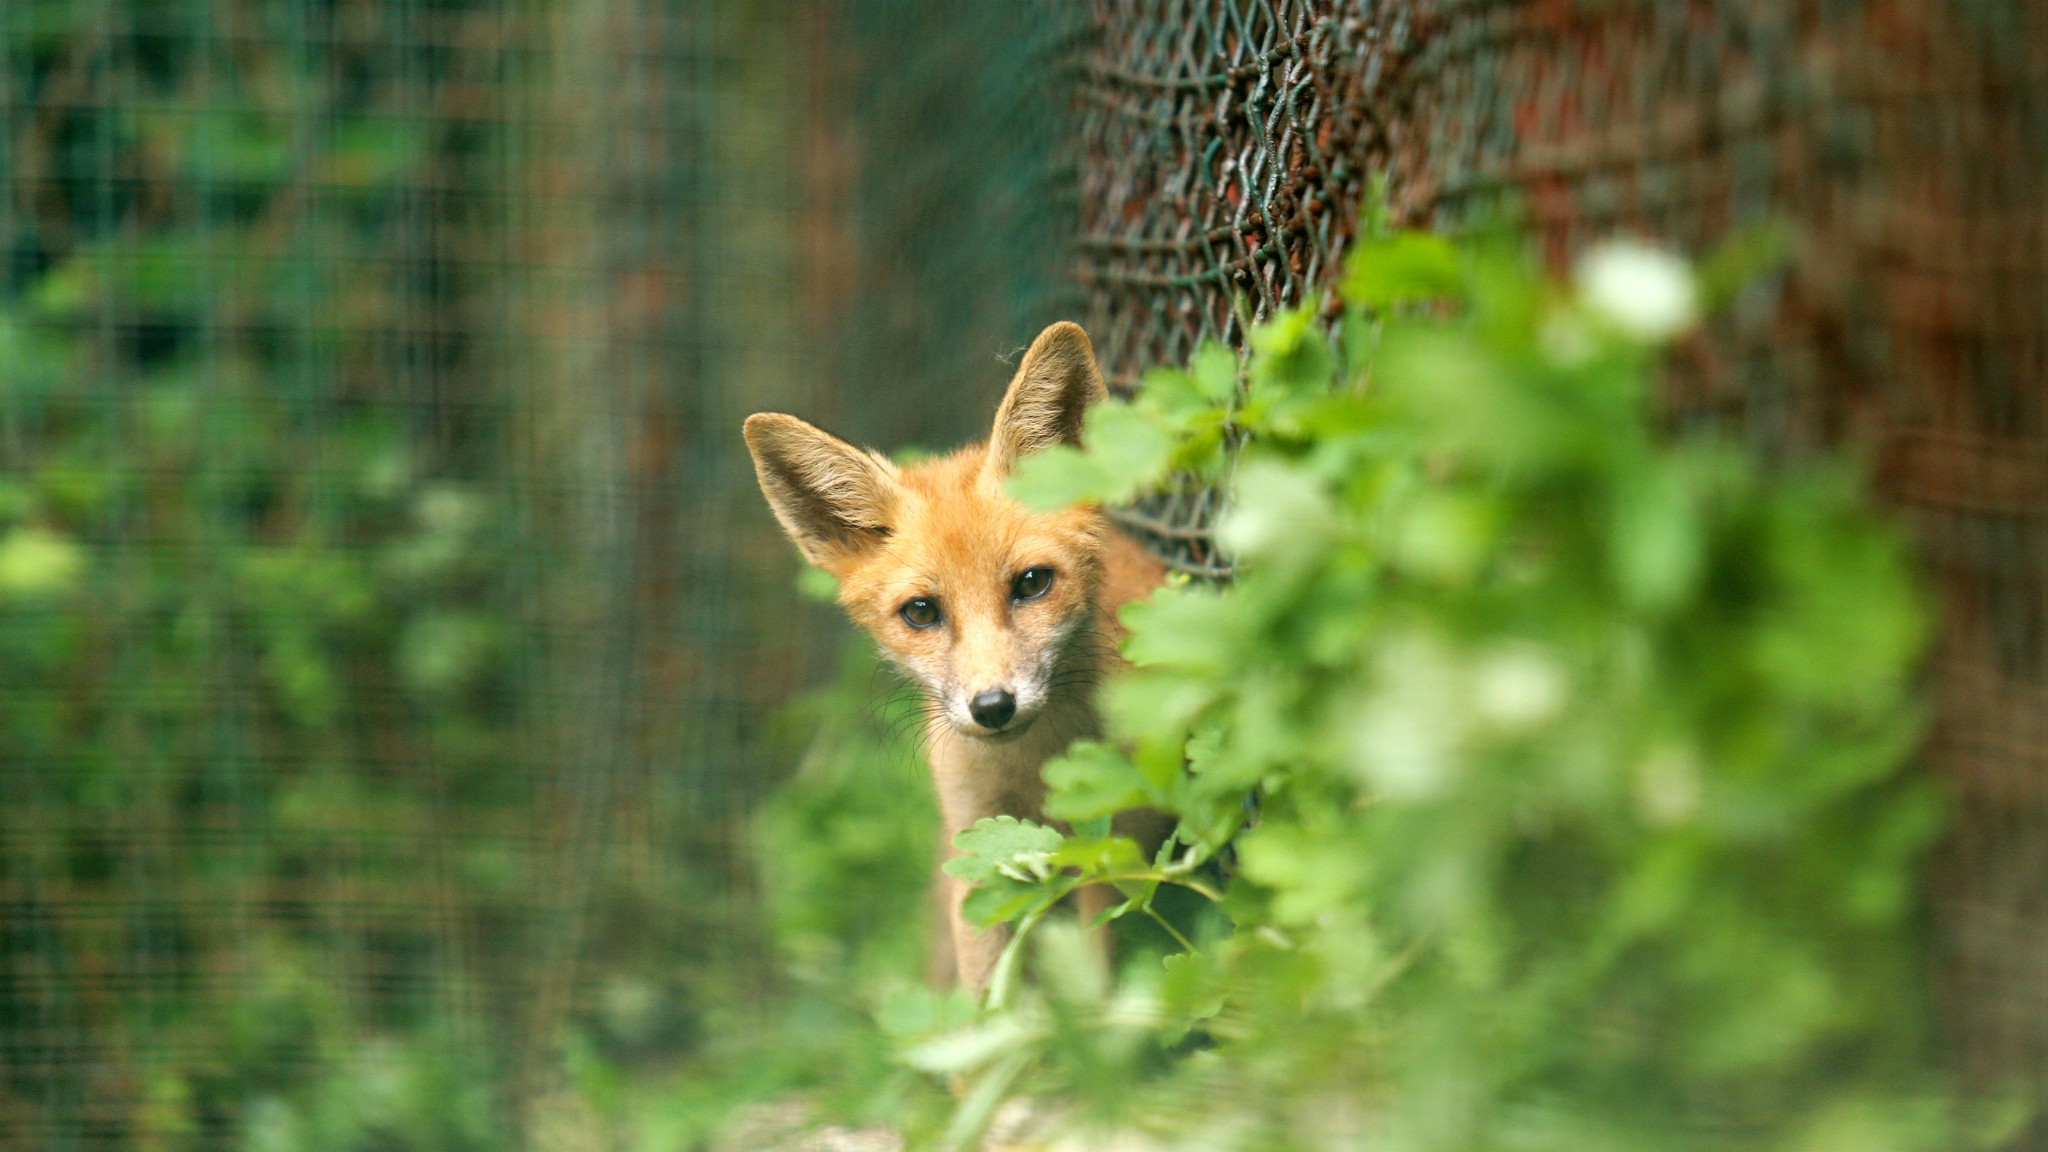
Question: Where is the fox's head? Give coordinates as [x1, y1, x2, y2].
[744, 322, 1111, 741]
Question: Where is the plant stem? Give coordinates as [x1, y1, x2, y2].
[1100, 869, 1224, 903]
[1145, 905, 1198, 954]
[984, 903, 1050, 1012]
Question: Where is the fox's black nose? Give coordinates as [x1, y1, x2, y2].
[969, 689, 1017, 731]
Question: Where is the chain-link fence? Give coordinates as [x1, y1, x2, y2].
[1072, 1, 1408, 577]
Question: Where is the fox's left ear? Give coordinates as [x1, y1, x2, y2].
[984, 321, 1107, 479]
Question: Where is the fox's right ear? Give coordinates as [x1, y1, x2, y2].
[743, 413, 900, 569]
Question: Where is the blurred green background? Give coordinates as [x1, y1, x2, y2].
[0, 1, 1074, 1144]
[3, 0, 2046, 1148]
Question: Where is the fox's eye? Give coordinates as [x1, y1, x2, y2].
[1011, 567, 1054, 602]
[900, 597, 942, 629]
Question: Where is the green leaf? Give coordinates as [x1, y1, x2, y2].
[1007, 397, 1180, 510]
[1190, 341, 1241, 403]
[1047, 834, 1147, 878]
[0, 526, 85, 602]
[942, 818, 1074, 928]
[795, 565, 840, 602]
[944, 816, 1066, 886]
[1043, 741, 1152, 821]
[1006, 442, 1117, 509]
[1246, 307, 1336, 428]
[960, 877, 1069, 928]
[1086, 402, 1180, 490]
[1609, 454, 1703, 611]
[1214, 459, 1342, 572]
[1342, 231, 1465, 307]
[1235, 822, 1366, 927]
[900, 1016, 1034, 1076]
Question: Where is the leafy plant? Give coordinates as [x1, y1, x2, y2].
[791, 228, 1975, 1151]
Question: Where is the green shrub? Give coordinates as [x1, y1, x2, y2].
[765, 229, 1982, 1152]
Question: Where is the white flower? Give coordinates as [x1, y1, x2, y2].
[1472, 645, 1567, 730]
[1575, 239, 1698, 342]
[1345, 633, 1464, 799]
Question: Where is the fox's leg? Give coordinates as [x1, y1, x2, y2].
[933, 810, 1011, 991]
[926, 868, 957, 987]
[945, 869, 1010, 992]
[928, 849, 1011, 992]
[1074, 882, 1118, 970]
[927, 731, 1038, 991]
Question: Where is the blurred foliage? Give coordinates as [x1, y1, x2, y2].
[1, 43, 519, 1145]
[529, 642, 954, 1151]
[0, 0, 786, 1144]
[729, 229, 1995, 1152]
[755, 645, 941, 992]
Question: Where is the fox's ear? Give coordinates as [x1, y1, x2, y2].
[985, 321, 1107, 478]
[743, 413, 900, 568]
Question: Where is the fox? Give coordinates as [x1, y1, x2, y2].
[743, 321, 1167, 991]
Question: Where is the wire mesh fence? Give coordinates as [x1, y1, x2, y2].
[0, 0, 813, 1143]
[806, 0, 1087, 456]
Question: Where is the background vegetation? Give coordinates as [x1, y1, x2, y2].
[0, 0, 823, 1143]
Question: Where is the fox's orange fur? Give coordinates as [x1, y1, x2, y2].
[744, 322, 1165, 989]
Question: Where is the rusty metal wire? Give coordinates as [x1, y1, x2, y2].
[1074, 1, 1410, 576]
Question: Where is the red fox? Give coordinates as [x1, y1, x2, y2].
[743, 322, 1166, 990]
